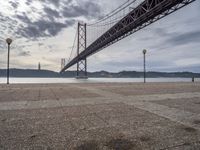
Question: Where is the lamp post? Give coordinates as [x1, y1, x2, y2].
[6, 38, 12, 85]
[143, 49, 147, 83]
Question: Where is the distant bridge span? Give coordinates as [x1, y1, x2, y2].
[61, 0, 196, 77]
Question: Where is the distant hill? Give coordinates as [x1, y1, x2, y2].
[0, 69, 78, 78]
[88, 71, 200, 78]
[0, 69, 200, 78]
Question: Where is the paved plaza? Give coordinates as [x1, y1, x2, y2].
[0, 82, 200, 149]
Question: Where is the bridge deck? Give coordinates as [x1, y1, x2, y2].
[61, 0, 195, 72]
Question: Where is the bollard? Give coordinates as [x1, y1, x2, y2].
[192, 77, 195, 83]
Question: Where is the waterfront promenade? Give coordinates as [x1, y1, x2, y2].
[0, 82, 200, 149]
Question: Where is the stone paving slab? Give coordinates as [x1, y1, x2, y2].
[0, 86, 100, 102]
[1, 103, 200, 150]
[0, 82, 200, 149]
[83, 83, 200, 96]
[152, 97, 200, 114]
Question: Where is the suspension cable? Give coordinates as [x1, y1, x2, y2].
[68, 28, 77, 62]
[88, 0, 137, 26]
[88, 16, 124, 27]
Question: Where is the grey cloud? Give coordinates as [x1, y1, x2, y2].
[0, 14, 19, 37]
[149, 29, 200, 51]
[9, 0, 100, 39]
[16, 8, 57, 23]
[16, 25, 45, 39]
[139, 27, 177, 41]
[65, 19, 75, 25]
[48, 45, 53, 49]
[18, 51, 31, 56]
[0, 15, 13, 22]
[151, 27, 177, 37]
[167, 30, 200, 46]
[16, 13, 31, 24]
[44, 21, 70, 36]
[14, 3, 76, 39]
[43, 7, 60, 19]
[38, 43, 44, 46]
[45, 0, 60, 7]
[62, 1, 101, 18]
[16, 19, 74, 39]
[9, 1, 19, 9]
[25, 0, 33, 5]
[148, 60, 175, 69]
[0, 39, 6, 49]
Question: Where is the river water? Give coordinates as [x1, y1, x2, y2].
[0, 78, 199, 84]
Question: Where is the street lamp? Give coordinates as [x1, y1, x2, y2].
[6, 38, 12, 85]
[143, 49, 147, 83]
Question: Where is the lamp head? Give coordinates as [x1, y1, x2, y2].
[143, 49, 147, 54]
[6, 38, 12, 45]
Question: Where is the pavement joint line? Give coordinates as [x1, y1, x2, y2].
[127, 92, 200, 102]
[71, 85, 123, 98]
[72, 86, 200, 130]
[159, 140, 200, 150]
[126, 101, 200, 130]
[50, 88, 59, 100]
[0, 92, 200, 111]
[93, 112, 110, 126]
[38, 88, 41, 101]
[0, 97, 111, 111]
[73, 84, 200, 101]
[1, 84, 200, 131]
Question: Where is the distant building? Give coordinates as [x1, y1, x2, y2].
[38, 62, 41, 70]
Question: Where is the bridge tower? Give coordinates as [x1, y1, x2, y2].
[61, 59, 66, 71]
[76, 22, 88, 79]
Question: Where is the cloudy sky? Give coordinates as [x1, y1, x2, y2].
[0, 0, 199, 73]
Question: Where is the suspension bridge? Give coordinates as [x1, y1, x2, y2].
[60, 0, 196, 78]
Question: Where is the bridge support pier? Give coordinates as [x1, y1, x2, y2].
[76, 22, 88, 79]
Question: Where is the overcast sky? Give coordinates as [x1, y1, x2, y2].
[0, 0, 199, 72]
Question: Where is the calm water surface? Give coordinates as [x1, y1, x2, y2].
[0, 78, 199, 84]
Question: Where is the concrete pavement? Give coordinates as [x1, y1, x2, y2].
[0, 82, 200, 149]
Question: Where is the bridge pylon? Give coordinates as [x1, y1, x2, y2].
[76, 22, 88, 79]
